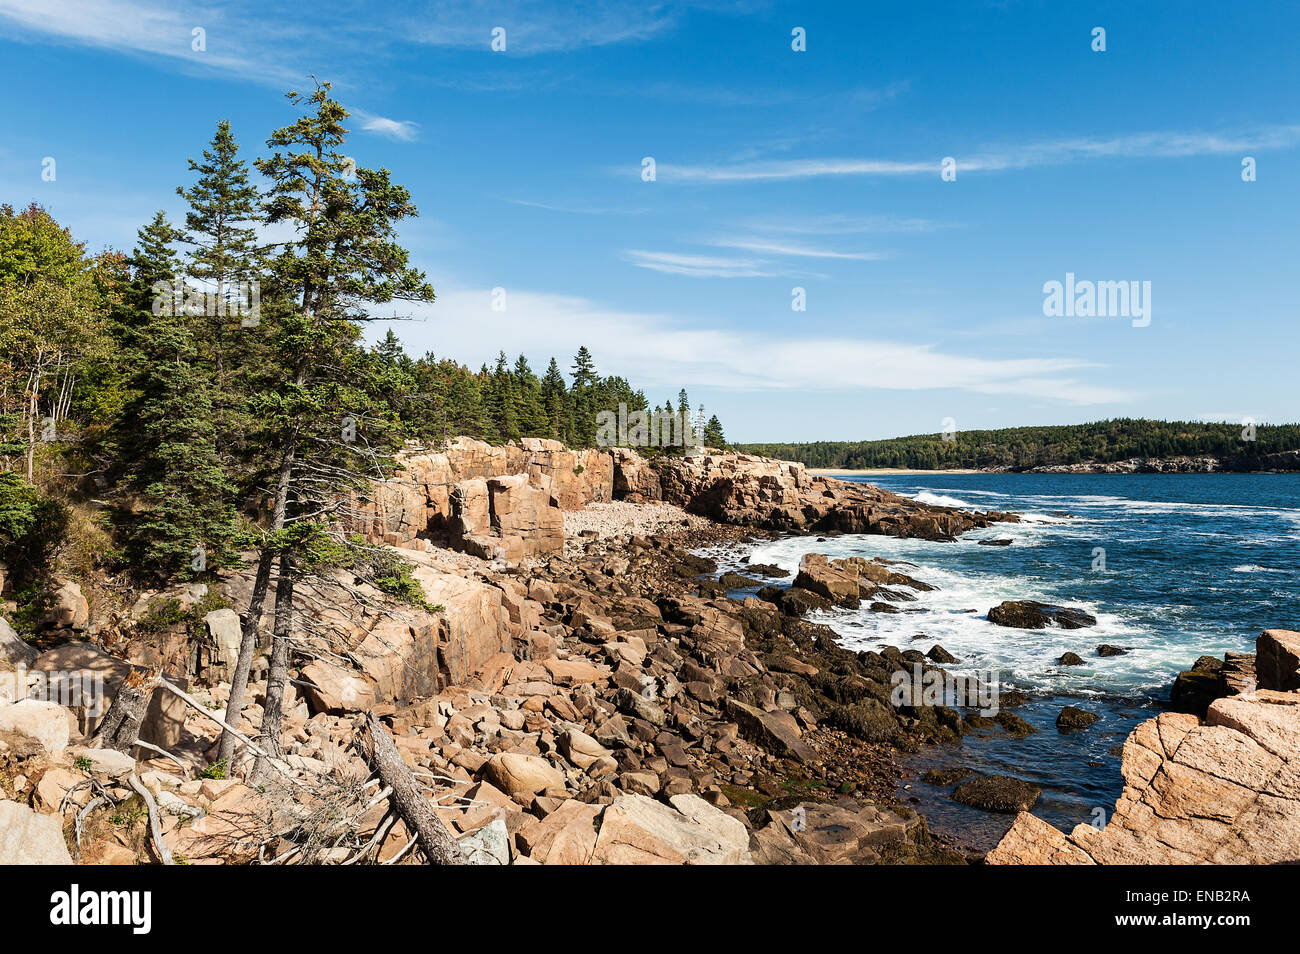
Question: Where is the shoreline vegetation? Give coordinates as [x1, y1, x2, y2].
[739, 418, 1300, 472]
[812, 467, 985, 475]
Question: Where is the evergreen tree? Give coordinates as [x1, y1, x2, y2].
[488, 351, 521, 441]
[113, 214, 238, 580]
[703, 414, 726, 449]
[130, 211, 182, 308]
[570, 346, 598, 445]
[540, 358, 568, 441]
[175, 120, 262, 434]
[513, 354, 549, 436]
[220, 81, 435, 771]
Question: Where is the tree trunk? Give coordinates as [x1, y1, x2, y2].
[250, 549, 295, 782]
[361, 712, 465, 865]
[219, 430, 297, 765]
[92, 669, 160, 753]
[218, 546, 273, 766]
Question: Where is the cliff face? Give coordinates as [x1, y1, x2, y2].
[986, 630, 1300, 865]
[345, 437, 613, 554]
[348, 442, 1016, 560]
[613, 449, 1016, 539]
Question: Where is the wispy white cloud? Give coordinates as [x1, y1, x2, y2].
[0, 0, 421, 133]
[664, 157, 936, 183]
[506, 197, 648, 215]
[661, 124, 1300, 183]
[379, 285, 1136, 405]
[0, 0, 300, 84]
[623, 249, 782, 279]
[742, 213, 947, 235]
[408, 0, 688, 55]
[355, 112, 420, 142]
[709, 237, 884, 261]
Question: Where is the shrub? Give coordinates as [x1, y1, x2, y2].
[0, 472, 67, 585]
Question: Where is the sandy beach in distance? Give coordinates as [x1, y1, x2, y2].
[810, 467, 989, 476]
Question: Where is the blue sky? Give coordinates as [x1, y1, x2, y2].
[1, 0, 1297, 442]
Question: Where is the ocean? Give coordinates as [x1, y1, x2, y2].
[707, 473, 1300, 849]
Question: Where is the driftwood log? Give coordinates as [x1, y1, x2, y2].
[92, 668, 160, 752]
[361, 711, 465, 865]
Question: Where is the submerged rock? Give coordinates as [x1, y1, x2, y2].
[718, 571, 764, 589]
[951, 775, 1041, 814]
[926, 644, 957, 664]
[1056, 706, 1101, 730]
[746, 563, 791, 578]
[988, 600, 1097, 630]
[922, 767, 973, 787]
[995, 711, 1037, 736]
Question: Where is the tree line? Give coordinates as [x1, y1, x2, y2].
[737, 419, 1300, 471]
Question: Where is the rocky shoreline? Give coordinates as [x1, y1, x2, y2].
[0, 439, 1296, 866]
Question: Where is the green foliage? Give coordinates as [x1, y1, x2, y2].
[388, 345, 709, 452]
[197, 758, 228, 780]
[0, 202, 86, 288]
[703, 414, 727, 449]
[0, 472, 67, 584]
[299, 528, 438, 611]
[738, 419, 1300, 471]
[110, 214, 240, 582]
[134, 590, 229, 636]
[6, 583, 53, 637]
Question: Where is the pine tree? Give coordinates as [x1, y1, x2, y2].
[221, 81, 435, 771]
[704, 414, 726, 449]
[570, 346, 598, 445]
[513, 354, 548, 437]
[540, 357, 569, 441]
[130, 211, 181, 307]
[175, 121, 263, 461]
[175, 120, 260, 340]
[113, 215, 238, 580]
[488, 351, 521, 441]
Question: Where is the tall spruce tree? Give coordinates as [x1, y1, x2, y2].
[175, 120, 261, 435]
[219, 82, 435, 771]
[113, 214, 238, 580]
[513, 354, 549, 437]
[570, 346, 598, 446]
[540, 357, 568, 441]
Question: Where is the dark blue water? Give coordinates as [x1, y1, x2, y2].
[709, 473, 1300, 849]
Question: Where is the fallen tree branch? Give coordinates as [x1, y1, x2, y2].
[360, 711, 465, 865]
[131, 739, 192, 779]
[73, 796, 107, 861]
[128, 774, 173, 866]
[158, 679, 268, 757]
[342, 810, 397, 865]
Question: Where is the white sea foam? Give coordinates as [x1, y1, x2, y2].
[734, 531, 1243, 698]
[905, 491, 974, 509]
